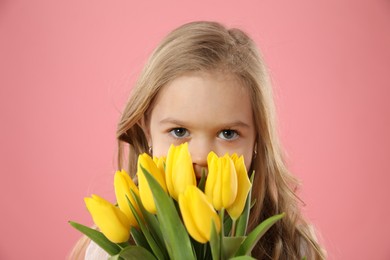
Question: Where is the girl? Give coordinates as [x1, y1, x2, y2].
[71, 21, 326, 259]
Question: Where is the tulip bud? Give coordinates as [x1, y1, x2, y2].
[227, 154, 252, 220]
[165, 143, 196, 200]
[153, 156, 166, 173]
[137, 153, 167, 214]
[179, 185, 221, 244]
[114, 170, 140, 228]
[205, 152, 238, 210]
[84, 194, 130, 243]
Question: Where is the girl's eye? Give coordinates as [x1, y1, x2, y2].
[169, 128, 190, 138]
[218, 129, 239, 140]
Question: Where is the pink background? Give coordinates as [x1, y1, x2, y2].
[1, 0, 389, 259]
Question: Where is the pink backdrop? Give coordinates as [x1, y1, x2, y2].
[1, 0, 389, 259]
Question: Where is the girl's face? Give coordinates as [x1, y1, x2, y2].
[146, 71, 256, 178]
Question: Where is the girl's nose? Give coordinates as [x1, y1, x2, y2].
[189, 140, 213, 179]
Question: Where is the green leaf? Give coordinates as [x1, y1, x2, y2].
[222, 236, 245, 259]
[119, 245, 157, 260]
[235, 213, 285, 256]
[223, 214, 233, 236]
[69, 221, 121, 256]
[235, 171, 255, 236]
[130, 227, 152, 252]
[130, 191, 167, 257]
[209, 220, 220, 260]
[108, 254, 120, 260]
[141, 165, 196, 260]
[128, 193, 166, 260]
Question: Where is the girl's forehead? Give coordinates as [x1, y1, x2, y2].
[157, 70, 248, 101]
[150, 71, 254, 127]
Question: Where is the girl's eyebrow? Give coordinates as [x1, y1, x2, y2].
[159, 118, 186, 125]
[159, 117, 251, 128]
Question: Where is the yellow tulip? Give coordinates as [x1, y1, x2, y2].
[84, 194, 130, 243]
[165, 143, 196, 200]
[153, 156, 166, 173]
[205, 152, 238, 210]
[114, 170, 140, 228]
[137, 153, 167, 214]
[179, 185, 221, 244]
[227, 154, 252, 220]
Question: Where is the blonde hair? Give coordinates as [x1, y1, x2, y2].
[71, 21, 326, 259]
[116, 21, 326, 259]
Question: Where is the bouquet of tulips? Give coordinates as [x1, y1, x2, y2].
[70, 143, 284, 260]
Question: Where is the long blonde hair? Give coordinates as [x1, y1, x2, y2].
[116, 21, 326, 259]
[70, 21, 326, 259]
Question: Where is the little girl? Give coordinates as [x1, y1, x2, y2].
[71, 21, 326, 259]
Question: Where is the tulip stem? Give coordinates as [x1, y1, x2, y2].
[219, 208, 225, 258]
[231, 219, 237, 237]
[219, 208, 225, 235]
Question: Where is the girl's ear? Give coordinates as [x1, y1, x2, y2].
[137, 116, 152, 146]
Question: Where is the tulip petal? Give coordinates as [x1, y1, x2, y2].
[179, 186, 220, 244]
[114, 170, 140, 227]
[227, 155, 252, 220]
[179, 191, 206, 243]
[213, 158, 223, 209]
[189, 186, 221, 242]
[153, 156, 166, 174]
[85, 194, 130, 243]
[205, 152, 218, 208]
[138, 153, 167, 214]
[141, 154, 166, 191]
[222, 155, 237, 208]
[205, 152, 238, 210]
[165, 144, 176, 198]
[166, 143, 196, 200]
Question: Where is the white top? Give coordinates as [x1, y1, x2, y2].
[85, 240, 109, 260]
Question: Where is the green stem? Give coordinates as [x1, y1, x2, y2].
[231, 219, 237, 237]
[219, 208, 225, 236]
[219, 208, 225, 259]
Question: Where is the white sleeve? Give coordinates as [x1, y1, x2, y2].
[85, 240, 110, 260]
